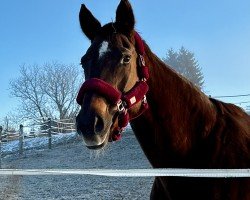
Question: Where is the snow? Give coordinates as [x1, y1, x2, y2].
[0, 129, 153, 199]
[1, 132, 77, 156]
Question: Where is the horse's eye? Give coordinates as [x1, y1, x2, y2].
[122, 55, 131, 64]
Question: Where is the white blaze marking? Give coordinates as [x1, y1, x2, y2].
[99, 41, 110, 59]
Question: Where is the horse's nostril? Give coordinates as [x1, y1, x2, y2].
[76, 112, 105, 135]
[94, 115, 104, 133]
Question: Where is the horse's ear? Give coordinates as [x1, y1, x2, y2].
[79, 4, 101, 41]
[115, 0, 135, 36]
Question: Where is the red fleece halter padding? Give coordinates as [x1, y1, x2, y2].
[76, 78, 121, 105]
[134, 32, 145, 55]
[134, 32, 149, 80]
[138, 63, 149, 80]
[122, 81, 148, 108]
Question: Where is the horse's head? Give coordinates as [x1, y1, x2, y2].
[76, 0, 149, 150]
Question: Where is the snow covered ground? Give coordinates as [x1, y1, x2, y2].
[0, 129, 154, 200]
[1, 132, 77, 156]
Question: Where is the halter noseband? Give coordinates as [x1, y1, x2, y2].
[76, 32, 149, 141]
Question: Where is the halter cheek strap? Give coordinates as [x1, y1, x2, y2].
[76, 31, 149, 141]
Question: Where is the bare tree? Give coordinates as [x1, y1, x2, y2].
[0, 114, 20, 132]
[9, 64, 49, 120]
[41, 62, 81, 119]
[9, 62, 82, 121]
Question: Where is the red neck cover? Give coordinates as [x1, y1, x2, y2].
[76, 31, 149, 141]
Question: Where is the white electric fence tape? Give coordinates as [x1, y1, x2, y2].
[0, 169, 249, 178]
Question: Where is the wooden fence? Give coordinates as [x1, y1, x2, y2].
[0, 118, 76, 167]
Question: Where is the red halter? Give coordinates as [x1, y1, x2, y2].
[76, 32, 149, 141]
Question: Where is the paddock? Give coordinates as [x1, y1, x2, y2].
[0, 129, 249, 200]
[0, 129, 153, 200]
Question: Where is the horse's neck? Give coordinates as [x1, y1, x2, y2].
[135, 45, 217, 156]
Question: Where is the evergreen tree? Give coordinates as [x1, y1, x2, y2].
[163, 46, 204, 90]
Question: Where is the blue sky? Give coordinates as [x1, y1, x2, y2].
[1, 0, 250, 120]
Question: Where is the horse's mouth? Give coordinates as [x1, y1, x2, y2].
[76, 117, 117, 150]
[86, 142, 106, 150]
[83, 135, 109, 150]
[81, 129, 110, 150]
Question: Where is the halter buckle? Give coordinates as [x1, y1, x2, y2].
[117, 100, 126, 113]
[139, 54, 146, 66]
[142, 95, 147, 104]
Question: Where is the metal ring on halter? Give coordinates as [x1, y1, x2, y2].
[139, 54, 145, 66]
[117, 100, 126, 113]
[142, 95, 147, 104]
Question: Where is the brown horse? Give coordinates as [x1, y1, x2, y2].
[76, 0, 250, 199]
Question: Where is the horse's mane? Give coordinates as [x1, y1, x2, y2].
[131, 40, 217, 154]
[136, 39, 250, 161]
[143, 40, 208, 101]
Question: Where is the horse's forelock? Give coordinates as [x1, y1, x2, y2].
[96, 23, 134, 43]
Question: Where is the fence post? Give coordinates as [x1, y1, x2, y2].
[0, 126, 2, 168]
[19, 124, 24, 156]
[48, 118, 52, 149]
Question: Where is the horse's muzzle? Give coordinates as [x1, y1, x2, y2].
[76, 97, 112, 149]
